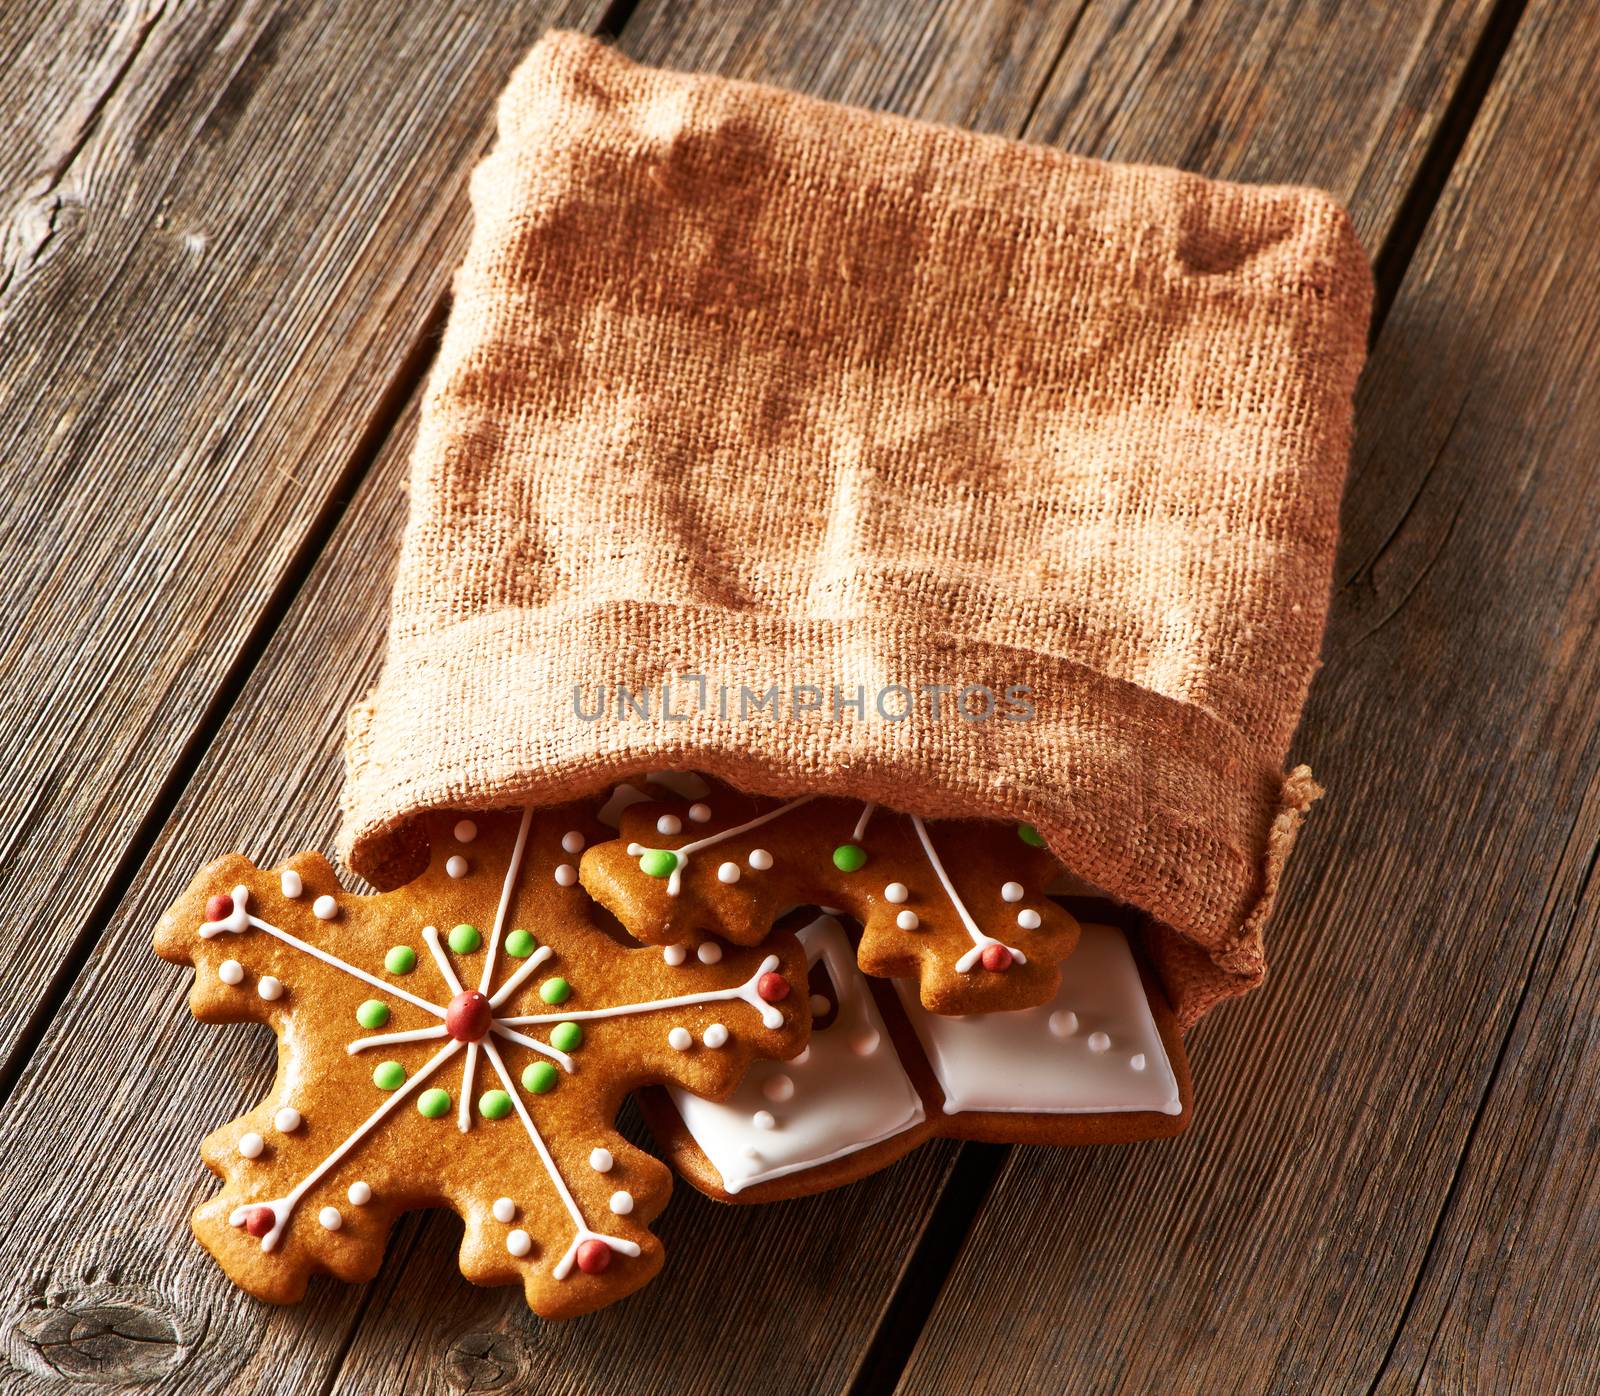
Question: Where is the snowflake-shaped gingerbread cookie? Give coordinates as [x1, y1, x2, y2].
[580, 788, 1079, 1014]
[153, 805, 807, 1319]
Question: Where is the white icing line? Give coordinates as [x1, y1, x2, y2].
[499, 954, 786, 1031]
[489, 1021, 576, 1072]
[630, 797, 815, 897]
[201, 888, 444, 1018]
[478, 805, 534, 995]
[422, 925, 465, 995]
[345, 1024, 449, 1055]
[458, 1041, 479, 1133]
[851, 802, 877, 842]
[479, 1037, 640, 1279]
[230, 1039, 462, 1251]
[487, 945, 553, 1010]
[910, 816, 1027, 972]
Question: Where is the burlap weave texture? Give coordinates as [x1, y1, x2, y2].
[342, 32, 1372, 1027]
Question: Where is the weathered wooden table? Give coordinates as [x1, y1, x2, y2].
[4, 1, 1596, 1391]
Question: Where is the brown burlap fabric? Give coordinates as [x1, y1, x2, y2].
[341, 32, 1371, 1028]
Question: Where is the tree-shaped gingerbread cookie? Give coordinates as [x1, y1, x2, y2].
[154, 804, 807, 1319]
[581, 787, 1078, 1014]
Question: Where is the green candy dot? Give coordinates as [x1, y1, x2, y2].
[417, 1088, 451, 1119]
[478, 1090, 512, 1120]
[384, 945, 417, 975]
[550, 1021, 583, 1052]
[373, 1060, 405, 1090]
[539, 977, 571, 1005]
[505, 929, 536, 958]
[1017, 823, 1046, 848]
[356, 999, 390, 1029]
[448, 923, 482, 954]
[832, 843, 868, 873]
[640, 849, 680, 879]
[522, 1061, 558, 1094]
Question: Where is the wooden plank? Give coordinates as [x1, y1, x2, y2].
[1338, 2, 1600, 1387]
[898, 1, 1600, 1391]
[0, 0, 605, 1083]
[324, 2, 1505, 1391]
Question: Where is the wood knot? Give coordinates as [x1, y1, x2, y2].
[12, 1284, 193, 1384]
[442, 1330, 524, 1393]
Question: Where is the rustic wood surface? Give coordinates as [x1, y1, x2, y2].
[2, 0, 1589, 1391]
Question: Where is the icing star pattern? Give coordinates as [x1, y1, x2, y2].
[155, 804, 806, 1319]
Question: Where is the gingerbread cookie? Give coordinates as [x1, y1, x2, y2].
[642, 916, 1188, 1203]
[581, 787, 1080, 1014]
[153, 805, 808, 1319]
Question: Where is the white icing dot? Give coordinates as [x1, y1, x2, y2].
[663, 944, 687, 967]
[347, 1181, 372, 1205]
[1088, 1031, 1111, 1054]
[656, 814, 682, 836]
[752, 1110, 776, 1130]
[1001, 881, 1024, 903]
[312, 894, 338, 920]
[445, 855, 469, 879]
[506, 1229, 531, 1257]
[717, 861, 741, 884]
[668, 1027, 693, 1051]
[688, 803, 712, 824]
[851, 1029, 881, 1057]
[238, 1132, 264, 1159]
[762, 1074, 795, 1103]
[589, 1147, 614, 1173]
[609, 1190, 634, 1216]
[273, 1107, 301, 1134]
[1131, 1054, 1148, 1072]
[748, 848, 773, 871]
[319, 1206, 342, 1231]
[218, 959, 244, 986]
[454, 819, 477, 843]
[280, 869, 303, 899]
[884, 882, 909, 904]
[896, 910, 920, 931]
[257, 976, 283, 1002]
[1016, 908, 1043, 930]
[793, 1045, 812, 1066]
[492, 1196, 516, 1223]
[561, 830, 585, 854]
[742, 1144, 761, 1159]
[1049, 1010, 1078, 1038]
[696, 941, 723, 965]
[553, 863, 577, 887]
[703, 1023, 729, 1048]
[810, 994, 831, 1015]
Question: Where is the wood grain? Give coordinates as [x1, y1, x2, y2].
[0, 0, 1544, 1392]
[0, 0, 605, 1084]
[898, 0, 1600, 1390]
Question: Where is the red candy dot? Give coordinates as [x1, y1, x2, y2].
[445, 990, 493, 1042]
[980, 944, 1013, 972]
[756, 972, 790, 1004]
[205, 894, 234, 922]
[576, 1239, 613, 1274]
[244, 1206, 274, 1238]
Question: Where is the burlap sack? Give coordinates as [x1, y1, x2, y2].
[341, 31, 1371, 1028]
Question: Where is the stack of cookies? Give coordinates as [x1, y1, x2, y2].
[155, 774, 1188, 1319]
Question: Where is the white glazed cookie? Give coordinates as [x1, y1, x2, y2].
[668, 917, 926, 1195]
[894, 922, 1182, 1117]
[647, 918, 1190, 1202]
